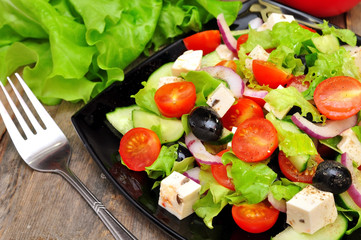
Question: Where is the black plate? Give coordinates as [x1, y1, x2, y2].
[71, 1, 361, 239]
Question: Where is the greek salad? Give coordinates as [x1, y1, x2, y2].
[106, 12, 361, 239]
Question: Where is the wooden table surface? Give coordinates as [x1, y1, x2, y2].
[1, 2, 361, 240]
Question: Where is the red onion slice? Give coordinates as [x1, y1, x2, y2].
[202, 66, 244, 98]
[183, 167, 201, 184]
[217, 13, 237, 53]
[185, 132, 222, 165]
[340, 153, 361, 208]
[243, 87, 268, 99]
[291, 112, 357, 140]
[268, 192, 286, 212]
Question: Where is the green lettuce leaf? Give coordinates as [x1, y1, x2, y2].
[266, 113, 318, 157]
[183, 70, 223, 106]
[264, 86, 324, 122]
[270, 178, 306, 201]
[0, 0, 241, 105]
[145, 144, 178, 179]
[222, 152, 277, 204]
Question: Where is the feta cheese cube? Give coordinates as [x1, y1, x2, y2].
[216, 44, 236, 60]
[257, 13, 295, 31]
[245, 45, 270, 70]
[172, 50, 203, 76]
[157, 76, 183, 89]
[337, 128, 361, 166]
[286, 185, 338, 234]
[206, 83, 235, 117]
[158, 171, 201, 220]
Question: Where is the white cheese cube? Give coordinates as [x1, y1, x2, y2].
[172, 50, 203, 76]
[245, 45, 270, 70]
[216, 44, 236, 60]
[257, 13, 295, 31]
[206, 83, 235, 117]
[337, 128, 361, 166]
[158, 171, 201, 220]
[157, 76, 183, 89]
[286, 185, 338, 234]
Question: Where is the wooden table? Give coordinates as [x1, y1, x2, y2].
[1, 2, 361, 240]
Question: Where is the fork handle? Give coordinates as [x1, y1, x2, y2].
[58, 168, 137, 240]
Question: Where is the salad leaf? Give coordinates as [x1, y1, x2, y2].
[145, 144, 178, 179]
[266, 113, 318, 157]
[0, 0, 241, 105]
[319, 21, 357, 46]
[271, 21, 319, 55]
[150, 0, 242, 51]
[270, 178, 305, 201]
[193, 165, 238, 229]
[222, 152, 277, 204]
[193, 190, 229, 229]
[183, 70, 223, 106]
[134, 86, 161, 115]
[264, 86, 325, 122]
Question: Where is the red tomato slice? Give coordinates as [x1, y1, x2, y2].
[232, 118, 278, 162]
[232, 201, 279, 233]
[119, 128, 161, 171]
[222, 98, 264, 131]
[286, 75, 309, 92]
[278, 151, 323, 183]
[211, 149, 235, 191]
[314, 76, 361, 120]
[236, 34, 249, 52]
[154, 81, 196, 118]
[216, 60, 237, 72]
[252, 60, 292, 89]
[183, 30, 221, 55]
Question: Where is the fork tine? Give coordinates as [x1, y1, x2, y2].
[0, 91, 25, 145]
[7, 76, 43, 133]
[14, 73, 56, 129]
[0, 80, 33, 139]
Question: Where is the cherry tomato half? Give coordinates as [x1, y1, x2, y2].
[119, 128, 161, 171]
[154, 81, 196, 118]
[236, 34, 249, 52]
[314, 76, 361, 120]
[278, 151, 323, 183]
[232, 118, 278, 162]
[211, 149, 235, 191]
[183, 30, 221, 55]
[232, 201, 279, 233]
[222, 98, 264, 131]
[252, 60, 292, 89]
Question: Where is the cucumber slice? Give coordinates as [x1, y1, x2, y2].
[288, 154, 310, 172]
[132, 109, 184, 143]
[312, 34, 339, 54]
[336, 191, 361, 211]
[272, 214, 347, 240]
[106, 105, 140, 135]
[145, 62, 173, 90]
[209, 128, 234, 145]
[201, 50, 222, 68]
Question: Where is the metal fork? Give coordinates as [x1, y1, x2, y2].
[0, 73, 137, 240]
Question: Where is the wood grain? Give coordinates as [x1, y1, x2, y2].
[1, 2, 361, 240]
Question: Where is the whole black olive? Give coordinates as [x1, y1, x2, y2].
[312, 160, 352, 194]
[188, 106, 223, 142]
[176, 143, 192, 162]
